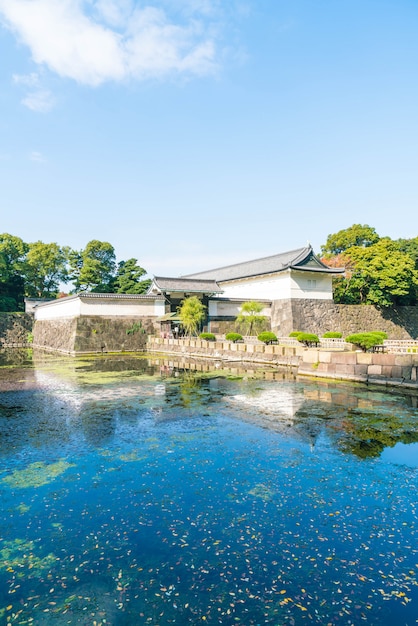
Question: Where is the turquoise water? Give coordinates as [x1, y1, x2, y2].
[0, 353, 417, 624]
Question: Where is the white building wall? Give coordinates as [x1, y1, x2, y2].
[209, 299, 271, 317]
[78, 298, 162, 317]
[289, 271, 333, 300]
[217, 270, 334, 301]
[35, 298, 82, 320]
[35, 296, 166, 320]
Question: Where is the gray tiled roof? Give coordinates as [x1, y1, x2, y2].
[184, 245, 343, 282]
[152, 277, 222, 293]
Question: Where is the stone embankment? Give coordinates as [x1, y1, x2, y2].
[147, 337, 418, 391]
[0, 313, 33, 347]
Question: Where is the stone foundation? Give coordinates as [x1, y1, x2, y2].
[0, 313, 33, 347]
[271, 300, 418, 339]
[33, 316, 157, 354]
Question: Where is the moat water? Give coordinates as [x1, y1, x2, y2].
[0, 350, 417, 625]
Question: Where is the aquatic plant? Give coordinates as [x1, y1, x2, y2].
[2, 460, 74, 489]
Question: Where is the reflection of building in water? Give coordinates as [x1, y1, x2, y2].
[226, 389, 320, 448]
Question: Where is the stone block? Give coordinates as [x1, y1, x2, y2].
[335, 364, 356, 375]
[319, 351, 332, 363]
[356, 352, 373, 364]
[368, 364, 382, 376]
[302, 350, 319, 364]
[394, 355, 412, 366]
[383, 365, 402, 379]
[331, 352, 357, 365]
[372, 354, 396, 366]
[354, 364, 368, 376]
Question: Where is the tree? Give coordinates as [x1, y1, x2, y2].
[114, 258, 151, 294]
[73, 240, 116, 292]
[24, 241, 69, 297]
[235, 301, 267, 336]
[321, 224, 380, 257]
[178, 296, 206, 336]
[333, 239, 418, 306]
[0, 233, 28, 310]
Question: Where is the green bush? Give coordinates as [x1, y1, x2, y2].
[289, 331, 301, 338]
[322, 332, 342, 338]
[345, 332, 386, 351]
[297, 333, 320, 346]
[225, 332, 243, 343]
[199, 332, 216, 341]
[258, 331, 278, 344]
[370, 331, 388, 341]
[126, 321, 145, 335]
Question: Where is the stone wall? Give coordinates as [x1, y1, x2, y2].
[33, 316, 158, 354]
[148, 336, 303, 367]
[0, 313, 33, 347]
[271, 300, 418, 339]
[299, 349, 418, 389]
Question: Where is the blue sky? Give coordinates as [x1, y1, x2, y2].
[1, 0, 418, 278]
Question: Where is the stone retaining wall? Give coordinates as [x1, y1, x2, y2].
[147, 337, 303, 367]
[148, 337, 418, 391]
[271, 300, 418, 339]
[298, 349, 418, 389]
[33, 316, 157, 354]
[0, 313, 33, 347]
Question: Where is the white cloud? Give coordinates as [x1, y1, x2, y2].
[13, 71, 40, 86]
[29, 151, 46, 163]
[12, 71, 55, 111]
[0, 0, 220, 86]
[22, 90, 55, 112]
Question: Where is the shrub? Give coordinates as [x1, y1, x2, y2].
[322, 332, 342, 338]
[289, 331, 301, 338]
[225, 332, 243, 343]
[199, 332, 216, 341]
[345, 332, 385, 352]
[258, 331, 278, 344]
[126, 321, 145, 335]
[297, 333, 320, 346]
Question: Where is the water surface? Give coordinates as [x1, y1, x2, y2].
[0, 351, 417, 624]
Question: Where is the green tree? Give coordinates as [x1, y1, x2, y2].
[74, 240, 116, 292]
[24, 241, 69, 297]
[321, 224, 380, 257]
[115, 258, 151, 294]
[0, 233, 28, 310]
[334, 239, 418, 306]
[178, 296, 206, 337]
[236, 301, 267, 336]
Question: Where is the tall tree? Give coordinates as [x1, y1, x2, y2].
[178, 296, 206, 336]
[321, 224, 380, 257]
[333, 239, 418, 306]
[24, 242, 69, 297]
[0, 233, 28, 310]
[74, 240, 116, 292]
[115, 258, 151, 294]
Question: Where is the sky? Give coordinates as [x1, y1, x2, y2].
[1, 0, 418, 279]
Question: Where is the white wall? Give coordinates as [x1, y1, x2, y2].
[35, 296, 166, 320]
[209, 299, 270, 317]
[35, 297, 82, 320]
[217, 270, 334, 301]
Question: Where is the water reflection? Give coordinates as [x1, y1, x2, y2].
[1, 350, 418, 625]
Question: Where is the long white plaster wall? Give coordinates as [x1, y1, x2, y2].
[35, 298, 82, 320]
[219, 273, 291, 300]
[218, 270, 334, 301]
[78, 298, 165, 317]
[35, 297, 166, 320]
